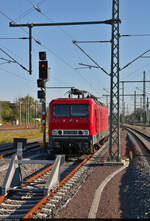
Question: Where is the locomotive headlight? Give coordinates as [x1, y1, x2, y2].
[83, 130, 89, 135]
[52, 130, 58, 135]
[58, 130, 63, 135]
[52, 129, 89, 136]
[79, 130, 83, 135]
[52, 129, 63, 135]
[78, 130, 89, 135]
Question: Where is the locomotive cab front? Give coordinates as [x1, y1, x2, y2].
[48, 99, 93, 154]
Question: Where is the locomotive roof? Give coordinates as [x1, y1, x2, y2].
[51, 97, 106, 107]
[51, 88, 106, 107]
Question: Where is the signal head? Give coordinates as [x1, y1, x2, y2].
[39, 51, 46, 60]
[37, 90, 45, 99]
[39, 60, 48, 80]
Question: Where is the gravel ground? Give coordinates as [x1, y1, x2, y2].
[1, 128, 150, 219]
[56, 129, 128, 218]
[56, 129, 150, 219]
[118, 158, 150, 219]
[56, 163, 122, 218]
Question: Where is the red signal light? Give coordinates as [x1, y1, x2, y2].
[39, 60, 48, 79]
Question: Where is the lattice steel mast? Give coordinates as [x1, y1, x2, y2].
[109, 0, 121, 161]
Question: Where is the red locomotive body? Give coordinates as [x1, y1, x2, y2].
[48, 89, 108, 154]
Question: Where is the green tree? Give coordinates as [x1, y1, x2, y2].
[0, 96, 42, 125]
[1, 102, 14, 122]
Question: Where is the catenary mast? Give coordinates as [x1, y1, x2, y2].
[109, 0, 121, 161]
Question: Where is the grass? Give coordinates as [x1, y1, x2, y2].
[0, 129, 43, 144]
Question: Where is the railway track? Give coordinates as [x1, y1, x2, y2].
[124, 126, 150, 155]
[121, 126, 150, 218]
[0, 142, 43, 159]
[0, 141, 108, 219]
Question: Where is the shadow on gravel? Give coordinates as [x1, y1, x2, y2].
[119, 161, 137, 219]
[119, 133, 138, 219]
[119, 134, 150, 219]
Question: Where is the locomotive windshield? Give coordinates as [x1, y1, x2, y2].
[53, 104, 89, 117]
[71, 104, 89, 117]
[53, 104, 70, 117]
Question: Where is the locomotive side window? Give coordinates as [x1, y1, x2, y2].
[71, 104, 89, 117]
[53, 104, 70, 117]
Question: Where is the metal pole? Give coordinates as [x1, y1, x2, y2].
[122, 81, 124, 123]
[140, 96, 142, 108]
[25, 99, 28, 128]
[43, 101, 46, 145]
[106, 95, 108, 108]
[147, 97, 149, 125]
[19, 102, 21, 126]
[26, 97, 29, 128]
[0, 102, 1, 124]
[134, 91, 136, 123]
[140, 96, 142, 123]
[42, 93, 46, 146]
[35, 101, 37, 128]
[29, 25, 32, 75]
[9, 19, 117, 28]
[143, 71, 146, 127]
[109, 0, 121, 161]
[124, 102, 125, 122]
[134, 91, 136, 113]
[28, 98, 29, 127]
[41, 83, 47, 146]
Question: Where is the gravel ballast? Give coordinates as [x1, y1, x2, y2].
[1, 128, 150, 219]
[56, 129, 150, 219]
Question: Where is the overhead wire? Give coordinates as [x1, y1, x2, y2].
[12, 0, 105, 96]
[121, 62, 150, 81]
[30, 5, 106, 96]
[40, 11, 85, 68]
[0, 9, 39, 83]
[136, 86, 150, 96]
[121, 34, 150, 37]
[120, 33, 150, 80]
[0, 47, 29, 72]
[0, 7, 103, 97]
[0, 43, 38, 85]
[0, 1, 109, 97]
[13, 0, 48, 22]
[0, 66, 36, 83]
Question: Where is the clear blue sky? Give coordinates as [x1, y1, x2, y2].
[0, 0, 150, 114]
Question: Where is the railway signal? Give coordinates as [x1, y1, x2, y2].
[37, 79, 45, 88]
[37, 90, 45, 99]
[39, 60, 48, 80]
[37, 79, 45, 99]
[37, 51, 48, 147]
[39, 51, 48, 80]
[39, 51, 46, 60]
[37, 51, 47, 99]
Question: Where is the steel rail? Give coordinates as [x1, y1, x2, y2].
[22, 164, 54, 187]
[0, 142, 41, 159]
[0, 140, 108, 218]
[0, 163, 54, 204]
[23, 154, 92, 219]
[124, 125, 150, 155]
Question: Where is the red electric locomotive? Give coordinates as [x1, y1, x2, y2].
[48, 88, 108, 154]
